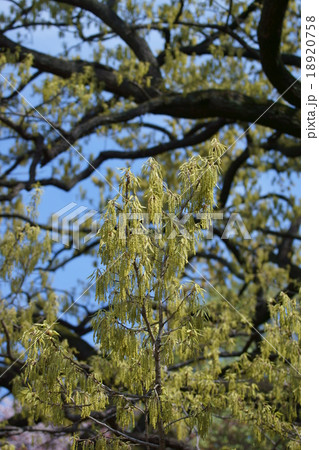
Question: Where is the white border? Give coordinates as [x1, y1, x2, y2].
[302, 1, 319, 448]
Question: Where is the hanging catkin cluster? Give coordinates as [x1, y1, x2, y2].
[91, 139, 225, 434]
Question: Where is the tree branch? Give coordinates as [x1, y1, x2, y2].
[257, 0, 300, 107]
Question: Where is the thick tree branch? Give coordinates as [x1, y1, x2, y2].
[55, 0, 162, 82]
[154, 90, 300, 137]
[0, 33, 155, 102]
[257, 0, 300, 107]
